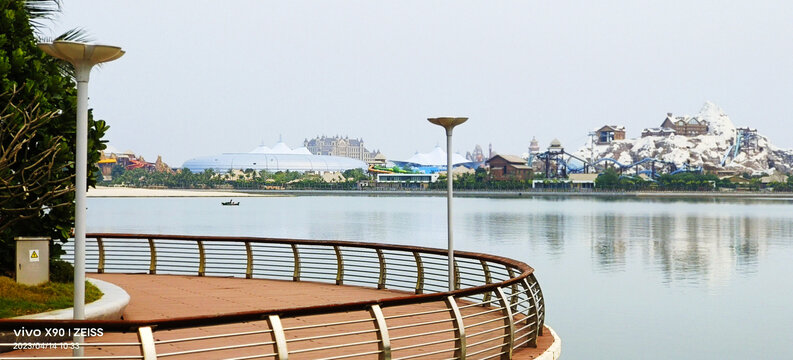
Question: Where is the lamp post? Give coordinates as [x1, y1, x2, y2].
[38, 41, 124, 355]
[427, 117, 467, 291]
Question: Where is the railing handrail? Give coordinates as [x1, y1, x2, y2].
[85, 233, 533, 271]
[1, 233, 533, 332]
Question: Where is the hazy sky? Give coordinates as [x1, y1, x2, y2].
[48, 1, 793, 166]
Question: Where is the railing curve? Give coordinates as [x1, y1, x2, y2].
[0, 233, 546, 360]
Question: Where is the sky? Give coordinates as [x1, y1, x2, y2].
[47, 1, 793, 167]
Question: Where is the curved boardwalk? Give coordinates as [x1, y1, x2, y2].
[4, 274, 552, 359]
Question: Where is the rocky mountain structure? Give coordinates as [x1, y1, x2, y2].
[575, 102, 793, 175]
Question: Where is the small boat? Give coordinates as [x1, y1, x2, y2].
[221, 199, 240, 206]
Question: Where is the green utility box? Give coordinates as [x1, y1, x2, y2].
[15, 237, 50, 285]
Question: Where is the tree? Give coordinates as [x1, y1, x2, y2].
[0, 0, 109, 276]
[595, 168, 619, 189]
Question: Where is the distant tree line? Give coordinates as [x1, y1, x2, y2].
[104, 167, 369, 190]
[104, 165, 793, 193]
[594, 168, 793, 192]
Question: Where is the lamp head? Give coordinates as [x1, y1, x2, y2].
[38, 41, 124, 65]
[38, 41, 124, 81]
[428, 117, 468, 133]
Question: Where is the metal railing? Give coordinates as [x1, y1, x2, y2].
[0, 234, 545, 359]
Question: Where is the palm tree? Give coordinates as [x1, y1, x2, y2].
[24, 0, 94, 77]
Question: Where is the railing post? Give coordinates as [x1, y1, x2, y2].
[480, 259, 492, 305]
[376, 248, 386, 289]
[334, 245, 344, 285]
[148, 238, 157, 275]
[413, 251, 424, 294]
[522, 278, 540, 347]
[245, 241, 253, 279]
[291, 243, 300, 281]
[267, 315, 289, 360]
[96, 237, 105, 274]
[197, 240, 206, 276]
[529, 273, 545, 335]
[369, 304, 391, 360]
[445, 296, 466, 359]
[137, 326, 157, 360]
[507, 268, 519, 313]
[495, 287, 515, 359]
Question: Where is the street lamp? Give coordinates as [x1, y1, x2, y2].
[38, 41, 124, 354]
[427, 117, 467, 291]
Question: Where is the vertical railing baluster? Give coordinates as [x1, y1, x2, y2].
[334, 245, 344, 285]
[529, 273, 545, 335]
[480, 260, 492, 305]
[413, 251, 424, 294]
[291, 243, 300, 281]
[369, 304, 391, 360]
[96, 237, 105, 274]
[507, 268, 519, 313]
[445, 296, 466, 359]
[522, 278, 540, 347]
[376, 248, 386, 289]
[267, 315, 289, 360]
[245, 241, 253, 279]
[148, 238, 157, 275]
[137, 326, 157, 360]
[495, 287, 515, 359]
[197, 240, 206, 276]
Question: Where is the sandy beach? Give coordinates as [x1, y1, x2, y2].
[87, 186, 266, 198]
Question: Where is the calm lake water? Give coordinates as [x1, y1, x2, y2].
[84, 195, 793, 359]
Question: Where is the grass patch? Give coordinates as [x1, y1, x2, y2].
[0, 276, 103, 318]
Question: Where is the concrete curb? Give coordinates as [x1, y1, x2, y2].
[0, 278, 129, 351]
[535, 325, 562, 360]
[14, 278, 129, 320]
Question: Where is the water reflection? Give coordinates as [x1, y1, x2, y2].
[459, 197, 792, 288]
[590, 212, 788, 286]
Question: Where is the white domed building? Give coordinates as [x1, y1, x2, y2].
[182, 142, 367, 173]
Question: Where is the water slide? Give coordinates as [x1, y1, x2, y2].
[721, 131, 743, 166]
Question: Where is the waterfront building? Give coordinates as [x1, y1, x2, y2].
[369, 152, 388, 167]
[642, 112, 708, 137]
[595, 125, 626, 144]
[487, 154, 532, 180]
[531, 174, 597, 189]
[98, 148, 172, 180]
[303, 135, 378, 162]
[182, 141, 367, 174]
[568, 173, 598, 189]
[376, 173, 439, 189]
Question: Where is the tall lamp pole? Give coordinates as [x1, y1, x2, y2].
[38, 41, 124, 355]
[428, 117, 467, 291]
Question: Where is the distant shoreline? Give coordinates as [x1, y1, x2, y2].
[87, 187, 269, 198]
[88, 186, 793, 199]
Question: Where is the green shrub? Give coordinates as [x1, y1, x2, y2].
[50, 259, 74, 283]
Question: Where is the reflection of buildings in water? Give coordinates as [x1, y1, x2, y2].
[460, 207, 568, 260]
[590, 214, 627, 271]
[590, 211, 782, 287]
[539, 213, 566, 256]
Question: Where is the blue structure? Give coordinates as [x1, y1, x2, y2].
[391, 146, 480, 174]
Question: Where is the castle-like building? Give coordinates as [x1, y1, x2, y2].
[303, 135, 379, 163]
